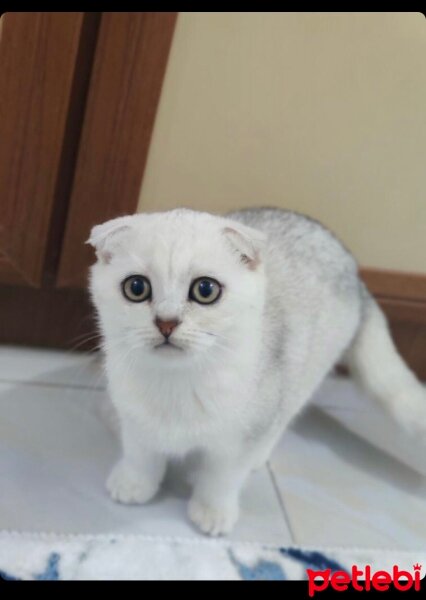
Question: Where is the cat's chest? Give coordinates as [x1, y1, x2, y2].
[115, 368, 251, 452]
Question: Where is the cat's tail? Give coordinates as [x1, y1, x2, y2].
[343, 284, 426, 437]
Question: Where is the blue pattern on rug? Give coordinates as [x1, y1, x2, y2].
[280, 547, 347, 573]
[229, 549, 286, 580]
[34, 552, 60, 581]
[0, 568, 20, 580]
[1, 537, 413, 580]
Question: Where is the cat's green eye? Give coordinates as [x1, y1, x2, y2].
[122, 275, 151, 302]
[189, 277, 222, 305]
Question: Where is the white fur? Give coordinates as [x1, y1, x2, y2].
[343, 288, 426, 436]
[88, 207, 426, 536]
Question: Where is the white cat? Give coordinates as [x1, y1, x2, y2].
[88, 207, 426, 536]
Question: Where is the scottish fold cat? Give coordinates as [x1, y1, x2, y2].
[88, 207, 426, 536]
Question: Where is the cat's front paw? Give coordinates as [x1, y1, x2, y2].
[188, 497, 239, 536]
[107, 461, 159, 505]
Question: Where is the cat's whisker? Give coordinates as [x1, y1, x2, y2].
[67, 335, 103, 354]
[67, 330, 100, 345]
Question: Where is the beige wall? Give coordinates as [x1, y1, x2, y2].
[138, 12, 426, 273]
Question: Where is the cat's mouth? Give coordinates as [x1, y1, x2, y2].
[153, 339, 184, 352]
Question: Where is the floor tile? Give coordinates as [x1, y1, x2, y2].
[0, 345, 105, 389]
[269, 406, 426, 549]
[312, 376, 426, 477]
[5, 346, 424, 550]
[0, 380, 291, 545]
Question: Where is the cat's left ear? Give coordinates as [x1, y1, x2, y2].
[86, 215, 134, 264]
[222, 223, 266, 271]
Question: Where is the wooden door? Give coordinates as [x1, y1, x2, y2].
[57, 12, 178, 288]
[0, 12, 100, 287]
[0, 11, 177, 348]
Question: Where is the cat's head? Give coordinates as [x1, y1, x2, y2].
[87, 209, 266, 367]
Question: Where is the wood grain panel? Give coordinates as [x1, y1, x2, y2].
[377, 296, 426, 325]
[386, 318, 426, 381]
[56, 12, 177, 288]
[0, 285, 96, 350]
[0, 254, 28, 285]
[0, 13, 98, 286]
[361, 267, 426, 303]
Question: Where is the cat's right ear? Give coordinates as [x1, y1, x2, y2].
[86, 216, 134, 264]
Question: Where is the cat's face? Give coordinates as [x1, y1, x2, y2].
[88, 209, 266, 367]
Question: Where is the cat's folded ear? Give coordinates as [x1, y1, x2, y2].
[86, 216, 134, 264]
[222, 223, 267, 271]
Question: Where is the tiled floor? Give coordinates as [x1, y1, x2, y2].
[0, 345, 425, 549]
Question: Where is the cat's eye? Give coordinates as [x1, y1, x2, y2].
[122, 275, 152, 302]
[189, 277, 222, 305]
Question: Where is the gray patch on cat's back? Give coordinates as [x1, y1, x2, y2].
[226, 206, 355, 261]
[227, 206, 361, 302]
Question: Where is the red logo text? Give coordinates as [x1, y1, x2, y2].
[307, 564, 422, 596]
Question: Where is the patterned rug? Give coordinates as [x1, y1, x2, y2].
[0, 532, 424, 580]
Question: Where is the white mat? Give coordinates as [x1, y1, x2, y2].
[1, 532, 424, 580]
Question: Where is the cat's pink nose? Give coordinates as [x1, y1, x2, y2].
[155, 317, 180, 338]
